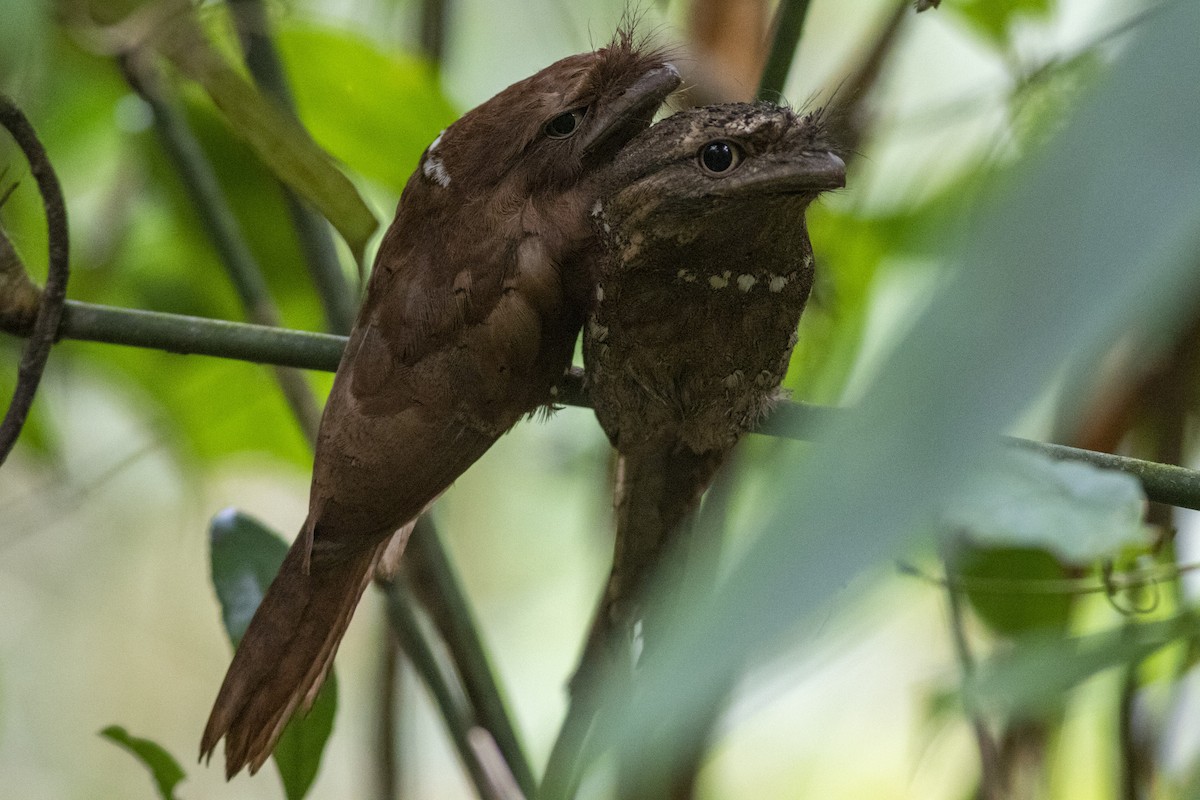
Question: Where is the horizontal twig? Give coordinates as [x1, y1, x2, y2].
[47, 299, 345, 369]
[3, 298, 1200, 512]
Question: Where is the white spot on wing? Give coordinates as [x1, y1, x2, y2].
[737, 274, 757, 292]
[677, 269, 697, 283]
[428, 130, 445, 153]
[768, 274, 788, 292]
[591, 199, 604, 217]
[709, 274, 728, 289]
[595, 285, 605, 303]
[424, 154, 451, 187]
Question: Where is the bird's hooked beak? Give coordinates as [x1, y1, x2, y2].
[755, 150, 847, 195]
[698, 148, 845, 201]
[581, 64, 681, 156]
[798, 150, 847, 191]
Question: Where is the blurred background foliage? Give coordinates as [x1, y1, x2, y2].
[2, 0, 1197, 798]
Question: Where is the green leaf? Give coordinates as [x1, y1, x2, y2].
[948, 0, 1055, 48]
[99, 725, 186, 800]
[966, 615, 1200, 718]
[209, 507, 289, 644]
[152, 10, 378, 260]
[943, 448, 1149, 564]
[953, 546, 1073, 637]
[600, 0, 1200, 771]
[278, 25, 459, 194]
[273, 670, 338, 800]
[208, 509, 336, 800]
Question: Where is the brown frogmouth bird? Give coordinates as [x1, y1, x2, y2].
[201, 32, 679, 777]
[583, 102, 845, 676]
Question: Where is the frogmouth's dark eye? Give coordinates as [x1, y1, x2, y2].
[698, 140, 742, 175]
[545, 108, 587, 138]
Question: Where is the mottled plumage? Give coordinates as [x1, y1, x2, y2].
[201, 32, 679, 777]
[584, 101, 845, 668]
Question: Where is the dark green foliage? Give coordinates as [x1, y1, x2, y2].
[99, 725, 186, 800]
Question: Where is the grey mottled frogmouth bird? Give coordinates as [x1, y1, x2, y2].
[584, 102, 846, 668]
[201, 31, 679, 777]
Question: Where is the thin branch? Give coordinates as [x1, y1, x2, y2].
[41, 300, 344, 368]
[941, 553, 1005, 800]
[381, 574, 516, 800]
[1118, 660, 1143, 800]
[404, 516, 537, 797]
[121, 55, 323, 444]
[226, 0, 360, 332]
[420, 0, 449, 70]
[375, 622, 401, 800]
[0, 96, 69, 466]
[826, 0, 910, 157]
[4, 300, 1200, 513]
[756, 0, 814, 101]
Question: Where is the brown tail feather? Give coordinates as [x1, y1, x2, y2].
[603, 442, 725, 631]
[569, 441, 726, 696]
[200, 533, 386, 777]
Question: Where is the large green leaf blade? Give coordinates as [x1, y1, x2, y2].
[967, 615, 1200, 717]
[944, 448, 1149, 563]
[153, 11, 378, 260]
[278, 25, 458, 194]
[603, 0, 1200, 768]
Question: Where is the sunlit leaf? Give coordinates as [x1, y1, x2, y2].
[208, 509, 336, 800]
[150, 9, 378, 260]
[948, 0, 1055, 48]
[99, 725, 186, 800]
[278, 25, 459, 194]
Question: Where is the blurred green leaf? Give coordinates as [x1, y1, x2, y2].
[152, 10, 378, 260]
[949, 0, 1055, 48]
[601, 0, 1200, 774]
[278, 25, 459, 194]
[966, 615, 1200, 718]
[208, 509, 336, 800]
[0, 0, 50, 92]
[789, 200, 941, 404]
[0, 343, 55, 457]
[273, 670, 338, 800]
[944, 449, 1148, 564]
[209, 507, 290, 643]
[99, 725, 186, 800]
[1010, 50, 1103, 150]
[55, 96, 327, 468]
[954, 546, 1072, 636]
